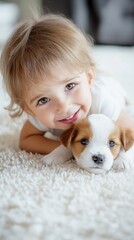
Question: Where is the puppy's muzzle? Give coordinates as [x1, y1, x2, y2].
[92, 154, 105, 165]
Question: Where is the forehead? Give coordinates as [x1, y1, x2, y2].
[45, 66, 84, 84]
[29, 64, 83, 87]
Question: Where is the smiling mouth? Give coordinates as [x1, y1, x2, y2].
[58, 109, 80, 124]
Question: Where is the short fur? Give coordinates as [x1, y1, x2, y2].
[60, 114, 134, 173]
[42, 114, 134, 173]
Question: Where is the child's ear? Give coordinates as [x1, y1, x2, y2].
[120, 129, 134, 151]
[87, 66, 95, 86]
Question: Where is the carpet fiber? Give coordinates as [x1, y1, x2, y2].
[1, 46, 134, 240]
[0, 110, 134, 240]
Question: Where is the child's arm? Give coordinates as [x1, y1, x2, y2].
[19, 120, 61, 154]
[116, 110, 134, 129]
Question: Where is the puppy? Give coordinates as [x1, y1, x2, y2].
[42, 114, 134, 174]
[60, 114, 134, 173]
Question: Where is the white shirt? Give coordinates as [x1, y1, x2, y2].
[90, 74, 126, 119]
[27, 75, 127, 136]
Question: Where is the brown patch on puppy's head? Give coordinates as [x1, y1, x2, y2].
[109, 126, 122, 159]
[60, 119, 92, 157]
[109, 126, 134, 160]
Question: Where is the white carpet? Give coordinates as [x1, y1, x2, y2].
[0, 46, 134, 240]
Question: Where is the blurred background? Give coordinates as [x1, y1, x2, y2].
[0, 0, 134, 111]
[0, 0, 133, 46]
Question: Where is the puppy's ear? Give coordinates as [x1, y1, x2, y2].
[121, 129, 134, 151]
[60, 125, 78, 147]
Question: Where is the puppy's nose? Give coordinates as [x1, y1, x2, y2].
[92, 154, 105, 165]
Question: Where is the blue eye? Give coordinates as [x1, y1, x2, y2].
[37, 97, 50, 106]
[80, 138, 89, 145]
[65, 83, 76, 91]
[109, 140, 116, 148]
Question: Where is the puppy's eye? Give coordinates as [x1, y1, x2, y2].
[109, 140, 116, 148]
[80, 138, 89, 145]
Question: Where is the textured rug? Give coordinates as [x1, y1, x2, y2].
[0, 110, 134, 240]
[1, 46, 134, 240]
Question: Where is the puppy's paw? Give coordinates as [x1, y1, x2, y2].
[113, 148, 134, 171]
[113, 158, 134, 171]
[112, 158, 126, 172]
[42, 154, 68, 165]
[42, 154, 54, 165]
[42, 145, 73, 166]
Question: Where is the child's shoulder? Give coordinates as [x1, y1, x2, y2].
[91, 72, 127, 116]
[93, 72, 126, 98]
[94, 72, 117, 86]
[92, 73, 115, 95]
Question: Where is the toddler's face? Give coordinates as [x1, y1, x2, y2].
[24, 66, 94, 130]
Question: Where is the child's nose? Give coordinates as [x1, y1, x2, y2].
[55, 97, 69, 113]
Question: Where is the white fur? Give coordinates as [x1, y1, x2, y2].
[74, 114, 116, 173]
[42, 132, 72, 165]
[75, 114, 134, 173]
[113, 147, 134, 171]
[42, 144, 72, 165]
[75, 114, 114, 173]
[42, 114, 134, 174]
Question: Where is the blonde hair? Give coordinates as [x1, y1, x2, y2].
[0, 14, 95, 118]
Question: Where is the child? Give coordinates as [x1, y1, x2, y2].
[0, 14, 133, 155]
